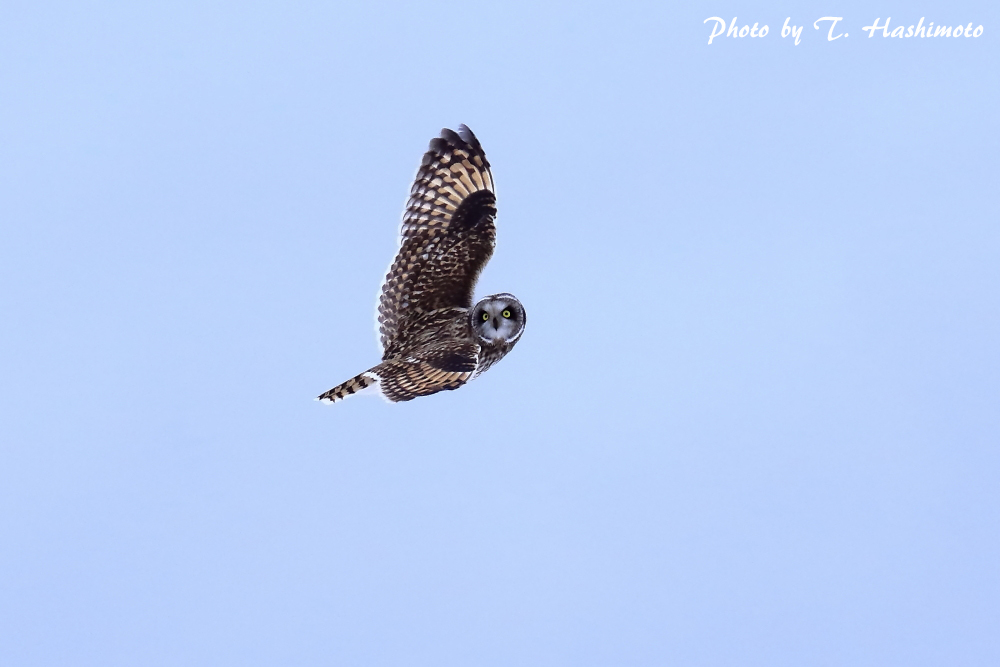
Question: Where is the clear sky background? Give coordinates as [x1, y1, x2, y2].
[1, 1, 998, 665]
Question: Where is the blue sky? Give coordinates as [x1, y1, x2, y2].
[1, 2, 997, 665]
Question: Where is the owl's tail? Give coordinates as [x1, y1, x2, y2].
[317, 369, 380, 404]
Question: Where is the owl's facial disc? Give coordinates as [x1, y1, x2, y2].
[472, 294, 525, 345]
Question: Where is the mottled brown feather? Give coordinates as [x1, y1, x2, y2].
[316, 371, 378, 404]
[379, 307, 479, 400]
[377, 125, 496, 354]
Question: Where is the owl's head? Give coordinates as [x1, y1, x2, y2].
[471, 293, 526, 346]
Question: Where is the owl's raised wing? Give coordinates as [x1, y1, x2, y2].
[377, 125, 497, 353]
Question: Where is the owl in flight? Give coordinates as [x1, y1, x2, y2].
[318, 125, 526, 404]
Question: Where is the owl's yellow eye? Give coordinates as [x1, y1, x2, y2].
[482, 312, 489, 321]
[502, 309, 512, 318]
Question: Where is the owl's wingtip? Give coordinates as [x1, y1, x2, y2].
[456, 124, 480, 147]
[436, 124, 480, 149]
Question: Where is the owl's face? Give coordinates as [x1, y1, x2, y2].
[471, 293, 525, 346]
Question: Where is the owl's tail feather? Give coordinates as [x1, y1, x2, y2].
[317, 369, 380, 404]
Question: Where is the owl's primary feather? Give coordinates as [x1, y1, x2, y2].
[318, 125, 524, 404]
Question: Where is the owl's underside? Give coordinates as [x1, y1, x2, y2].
[318, 125, 525, 404]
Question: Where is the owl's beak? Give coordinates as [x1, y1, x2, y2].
[492, 317, 499, 329]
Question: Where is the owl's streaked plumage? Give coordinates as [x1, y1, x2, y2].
[318, 125, 526, 404]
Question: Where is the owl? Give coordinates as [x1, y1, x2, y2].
[318, 125, 526, 404]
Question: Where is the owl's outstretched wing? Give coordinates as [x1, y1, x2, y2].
[317, 338, 479, 404]
[377, 125, 497, 354]
[374, 341, 479, 402]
